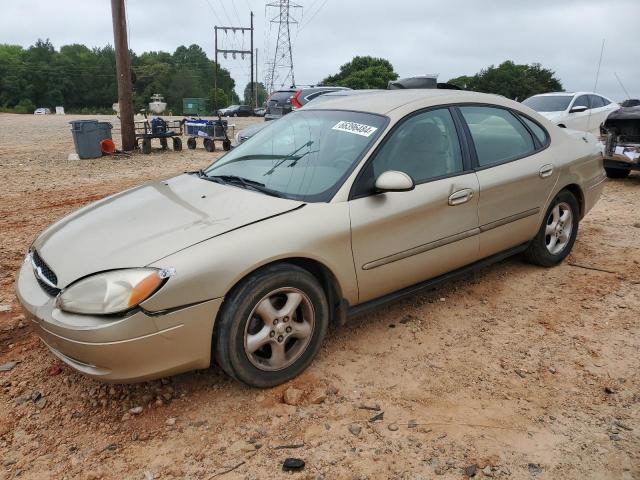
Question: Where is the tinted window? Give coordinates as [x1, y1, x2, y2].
[207, 110, 386, 202]
[371, 108, 463, 183]
[522, 95, 572, 112]
[460, 106, 535, 166]
[599, 95, 612, 106]
[572, 95, 590, 109]
[518, 115, 548, 145]
[589, 95, 604, 108]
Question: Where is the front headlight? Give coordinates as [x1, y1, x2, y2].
[56, 268, 173, 315]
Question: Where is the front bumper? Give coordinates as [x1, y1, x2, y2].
[15, 258, 222, 383]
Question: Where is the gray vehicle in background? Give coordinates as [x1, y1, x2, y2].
[264, 86, 350, 121]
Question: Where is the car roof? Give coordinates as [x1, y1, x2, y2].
[303, 89, 512, 115]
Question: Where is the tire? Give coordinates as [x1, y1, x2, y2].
[172, 137, 182, 151]
[204, 138, 215, 152]
[187, 137, 197, 150]
[524, 190, 579, 267]
[160, 138, 168, 150]
[213, 263, 329, 388]
[222, 139, 231, 151]
[605, 167, 630, 179]
[233, 113, 238, 117]
[141, 138, 151, 155]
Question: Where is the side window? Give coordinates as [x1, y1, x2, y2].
[599, 96, 612, 106]
[589, 95, 604, 108]
[370, 108, 463, 184]
[572, 95, 590, 109]
[518, 114, 548, 145]
[460, 106, 535, 166]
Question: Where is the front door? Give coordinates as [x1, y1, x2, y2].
[349, 108, 480, 303]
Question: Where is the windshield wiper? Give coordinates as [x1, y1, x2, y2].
[263, 141, 314, 176]
[204, 174, 284, 198]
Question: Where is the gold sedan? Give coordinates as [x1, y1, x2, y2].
[16, 90, 605, 386]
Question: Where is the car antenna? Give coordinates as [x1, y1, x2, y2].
[614, 72, 631, 101]
[586, 38, 605, 133]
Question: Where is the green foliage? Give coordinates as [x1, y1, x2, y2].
[447, 61, 563, 100]
[208, 88, 229, 113]
[321, 56, 398, 89]
[0, 40, 237, 114]
[244, 81, 267, 106]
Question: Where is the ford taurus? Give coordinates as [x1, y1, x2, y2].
[16, 90, 605, 387]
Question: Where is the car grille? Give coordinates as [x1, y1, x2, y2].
[31, 250, 61, 296]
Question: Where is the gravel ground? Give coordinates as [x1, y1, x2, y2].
[0, 112, 639, 480]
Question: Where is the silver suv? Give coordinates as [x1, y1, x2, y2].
[264, 86, 350, 121]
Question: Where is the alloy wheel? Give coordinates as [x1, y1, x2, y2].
[243, 287, 315, 371]
[545, 201, 573, 255]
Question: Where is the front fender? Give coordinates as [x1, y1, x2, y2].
[140, 202, 357, 312]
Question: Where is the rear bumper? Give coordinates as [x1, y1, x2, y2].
[15, 258, 222, 383]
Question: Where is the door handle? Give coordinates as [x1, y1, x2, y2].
[539, 164, 554, 178]
[448, 188, 474, 206]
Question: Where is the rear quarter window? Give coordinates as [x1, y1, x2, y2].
[518, 114, 548, 146]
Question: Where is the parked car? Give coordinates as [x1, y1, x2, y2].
[17, 90, 604, 387]
[233, 121, 271, 148]
[217, 105, 237, 116]
[34, 108, 51, 115]
[254, 107, 266, 117]
[620, 99, 640, 108]
[265, 86, 350, 121]
[221, 105, 253, 117]
[601, 103, 640, 178]
[522, 92, 618, 135]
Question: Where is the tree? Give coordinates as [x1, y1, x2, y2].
[448, 61, 563, 100]
[0, 39, 240, 114]
[208, 88, 229, 113]
[244, 81, 267, 106]
[321, 56, 398, 89]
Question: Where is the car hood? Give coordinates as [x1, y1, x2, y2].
[33, 174, 304, 287]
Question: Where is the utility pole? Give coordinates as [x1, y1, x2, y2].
[266, 0, 301, 93]
[110, 0, 135, 151]
[250, 12, 254, 108]
[255, 48, 259, 107]
[214, 13, 254, 108]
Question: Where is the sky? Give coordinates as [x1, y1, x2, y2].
[1, 0, 639, 101]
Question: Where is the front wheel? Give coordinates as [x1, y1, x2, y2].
[187, 137, 197, 150]
[213, 264, 329, 388]
[524, 190, 579, 267]
[605, 167, 630, 179]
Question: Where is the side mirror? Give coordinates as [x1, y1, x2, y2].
[569, 105, 588, 113]
[374, 170, 415, 193]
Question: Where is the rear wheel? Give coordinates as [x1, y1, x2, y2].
[187, 137, 197, 150]
[605, 167, 630, 179]
[204, 138, 215, 152]
[222, 139, 231, 151]
[524, 190, 579, 267]
[213, 264, 328, 388]
[172, 137, 182, 151]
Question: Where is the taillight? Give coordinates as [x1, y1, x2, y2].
[291, 90, 302, 109]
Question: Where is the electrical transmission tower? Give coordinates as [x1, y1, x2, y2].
[265, 0, 301, 93]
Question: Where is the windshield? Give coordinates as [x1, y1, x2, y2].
[203, 110, 387, 202]
[522, 95, 573, 112]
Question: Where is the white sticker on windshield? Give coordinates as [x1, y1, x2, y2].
[332, 121, 378, 137]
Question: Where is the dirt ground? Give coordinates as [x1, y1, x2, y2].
[0, 112, 639, 480]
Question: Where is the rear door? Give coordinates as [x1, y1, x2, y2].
[349, 107, 480, 303]
[458, 106, 558, 258]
